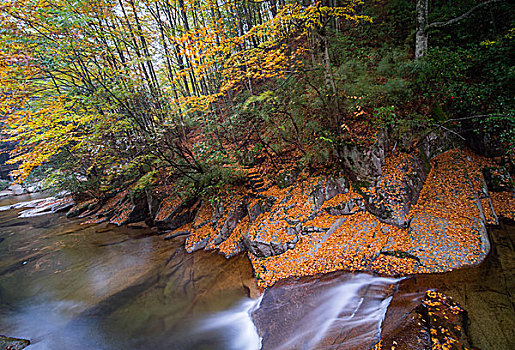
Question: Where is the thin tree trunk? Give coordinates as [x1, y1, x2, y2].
[415, 0, 428, 58]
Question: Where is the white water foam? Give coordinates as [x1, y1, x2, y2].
[273, 274, 398, 350]
[200, 273, 399, 350]
[0, 198, 53, 212]
[198, 294, 263, 350]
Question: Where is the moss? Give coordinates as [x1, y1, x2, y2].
[417, 144, 432, 174]
[381, 250, 420, 262]
[431, 103, 447, 122]
[352, 180, 371, 200]
[0, 179, 9, 191]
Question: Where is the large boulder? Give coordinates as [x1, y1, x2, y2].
[406, 150, 491, 272]
[365, 153, 429, 228]
[341, 133, 389, 183]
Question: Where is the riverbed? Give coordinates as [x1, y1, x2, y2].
[0, 195, 513, 349]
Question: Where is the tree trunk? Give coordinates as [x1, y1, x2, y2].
[416, 0, 502, 58]
[415, 0, 428, 58]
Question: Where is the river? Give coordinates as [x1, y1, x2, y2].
[0, 195, 513, 349]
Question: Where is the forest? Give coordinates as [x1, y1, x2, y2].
[0, 0, 513, 202]
[1, 2, 514, 349]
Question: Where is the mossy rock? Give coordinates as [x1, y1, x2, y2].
[483, 166, 514, 192]
[275, 168, 300, 189]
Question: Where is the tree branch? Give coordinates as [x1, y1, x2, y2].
[427, 0, 503, 30]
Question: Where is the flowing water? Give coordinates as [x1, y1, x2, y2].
[0, 195, 258, 349]
[0, 195, 513, 349]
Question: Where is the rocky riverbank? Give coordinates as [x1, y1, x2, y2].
[61, 147, 514, 289]
[0, 335, 30, 350]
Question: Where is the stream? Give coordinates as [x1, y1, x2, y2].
[0, 195, 513, 349]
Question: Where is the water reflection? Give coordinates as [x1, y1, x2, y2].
[0, 197, 256, 350]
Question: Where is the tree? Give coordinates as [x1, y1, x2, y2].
[0, 0, 369, 193]
[415, 0, 504, 58]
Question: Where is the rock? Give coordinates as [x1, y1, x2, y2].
[50, 196, 75, 213]
[18, 196, 75, 217]
[407, 150, 491, 272]
[341, 132, 389, 182]
[365, 153, 429, 228]
[307, 177, 348, 213]
[164, 230, 190, 240]
[110, 193, 149, 226]
[67, 198, 99, 218]
[247, 196, 276, 222]
[243, 229, 295, 258]
[275, 168, 300, 189]
[154, 197, 200, 231]
[420, 130, 459, 160]
[0, 335, 30, 350]
[322, 193, 365, 216]
[7, 184, 26, 196]
[127, 221, 149, 229]
[145, 189, 162, 218]
[483, 166, 514, 192]
[211, 201, 247, 246]
[186, 196, 251, 253]
[96, 190, 128, 219]
[379, 290, 472, 350]
[464, 126, 507, 158]
[253, 272, 397, 350]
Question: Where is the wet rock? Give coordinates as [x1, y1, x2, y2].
[154, 197, 200, 231]
[0, 335, 30, 350]
[164, 230, 190, 240]
[110, 193, 149, 226]
[67, 198, 99, 218]
[127, 221, 149, 229]
[379, 290, 472, 350]
[483, 166, 514, 192]
[253, 272, 397, 350]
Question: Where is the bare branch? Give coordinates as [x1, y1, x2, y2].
[427, 0, 503, 30]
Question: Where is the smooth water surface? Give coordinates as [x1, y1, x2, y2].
[0, 195, 258, 350]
